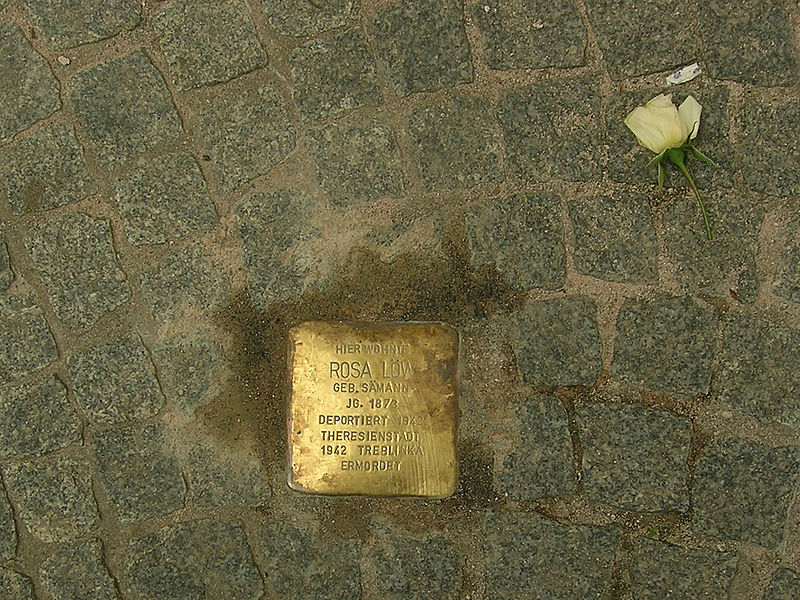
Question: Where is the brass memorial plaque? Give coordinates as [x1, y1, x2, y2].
[288, 321, 459, 498]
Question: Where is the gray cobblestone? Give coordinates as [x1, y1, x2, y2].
[694, 0, 798, 87]
[25, 212, 131, 329]
[125, 520, 262, 600]
[373, 0, 472, 97]
[67, 334, 165, 424]
[21, 0, 140, 51]
[467, 191, 566, 290]
[500, 395, 575, 500]
[113, 153, 218, 246]
[585, 0, 697, 79]
[0, 375, 81, 459]
[235, 190, 320, 309]
[68, 52, 182, 168]
[0, 24, 60, 145]
[0, 480, 15, 560]
[692, 438, 800, 547]
[153, 0, 266, 90]
[197, 77, 295, 191]
[483, 509, 617, 599]
[92, 423, 185, 522]
[715, 315, 800, 427]
[1, 123, 95, 214]
[254, 520, 360, 600]
[40, 540, 119, 600]
[183, 440, 271, 508]
[0, 285, 58, 385]
[0, 567, 34, 600]
[499, 78, 603, 182]
[308, 118, 405, 209]
[766, 569, 800, 600]
[260, 0, 354, 36]
[663, 192, 763, 302]
[472, 0, 586, 70]
[367, 520, 460, 600]
[775, 219, 800, 304]
[140, 242, 229, 324]
[0, 241, 12, 291]
[629, 539, 737, 599]
[612, 295, 716, 395]
[290, 28, 381, 122]
[2, 453, 99, 543]
[740, 99, 800, 197]
[578, 403, 691, 512]
[512, 297, 601, 387]
[409, 95, 504, 192]
[568, 192, 658, 284]
[152, 328, 224, 416]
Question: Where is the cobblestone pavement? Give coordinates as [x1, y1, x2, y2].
[1, 1, 800, 598]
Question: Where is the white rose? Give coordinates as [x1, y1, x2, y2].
[624, 94, 702, 154]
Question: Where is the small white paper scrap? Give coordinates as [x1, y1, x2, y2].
[666, 63, 702, 86]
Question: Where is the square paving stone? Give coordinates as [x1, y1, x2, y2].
[739, 99, 800, 197]
[612, 295, 716, 395]
[254, 520, 360, 600]
[0, 375, 82, 459]
[114, 153, 218, 246]
[0, 241, 12, 291]
[308, 118, 405, 208]
[68, 52, 183, 168]
[511, 297, 602, 387]
[153, 0, 266, 90]
[499, 78, 603, 182]
[140, 242, 229, 324]
[0, 24, 60, 146]
[290, 28, 381, 122]
[373, 0, 473, 97]
[183, 440, 271, 509]
[692, 438, 800, 547]
[568, 192, 658, 284]
[40, 541, 119, 600]
[467, 191, 566, 290]
[0, 285, 58, 385]
[578, 403, 691, 512]
[663, 191, 763, 302]
[774, 219, 800, 304]
[21, 0, 140, 51]
[235, 190, 320, 309]
[500, 394, 575, 500]
[152, 329, 224, 416]
[765, 568, 800, 600]
[472, 0, 586, 70]
[629, 539, 736, 599]
[606, 87, 734, 190]
[483, 510, 617, 599]
[260, 0, 353, 35]
[367, 520, 460, 600]
[694, 0, 798, 87]
[25, 212, 131, 329]
[2, 453, 99, 543]
[715, 316, 800, 427]
[1, 123, 95, 214]
[0, 480, 16, 560]
[92, 423, 185, 522]
[408, 95, 505, 192]
[585, 0, 697, 79]
[197, 78, 296, 191]
[67, 335, 165, 424]
[0, 568, 34, 600]
[125, 520, 262, 600]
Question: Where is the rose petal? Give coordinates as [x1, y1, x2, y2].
[678, 95, 702, 140]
